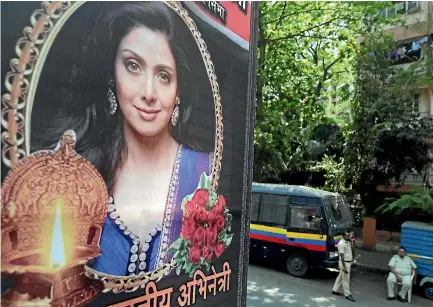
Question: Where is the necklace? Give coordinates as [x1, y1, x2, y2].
[106, 145, 182, 275]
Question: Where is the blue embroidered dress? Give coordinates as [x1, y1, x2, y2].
[91, 146, 212, 276]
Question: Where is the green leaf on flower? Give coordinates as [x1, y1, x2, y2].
[175, 257, 183, 266]
[199, 173, 207, 189]
[207, 191, 218, 210]
[185, 260, 192, 273]
[205, 178, 212, 190]
[176, 263, 182, 275]
[198, 172, 212, 190]
[167, 247, 176, 255]
[205, 261, 211, 272]
[225, 214, 232, 232]
[167, 238, 182, 253]
[218, 231, 225, 242]
[182, 254, 188, 263]
[224, 233, 233, 247]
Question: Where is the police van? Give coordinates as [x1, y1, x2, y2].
[249, 183, 356, 277]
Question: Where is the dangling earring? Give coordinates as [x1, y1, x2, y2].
[107, 79, 118, 115]
[171, 96, 180, 126]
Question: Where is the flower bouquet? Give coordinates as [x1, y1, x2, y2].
[168, 173, 233, 277]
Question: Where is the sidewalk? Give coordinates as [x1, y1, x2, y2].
[353, 248, 394, 275]
[350, 235, 399, 274]
[354, 229, 400, 253]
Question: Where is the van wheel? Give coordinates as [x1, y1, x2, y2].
[424, 283, 433, 300]
[286, 254, 308, 277]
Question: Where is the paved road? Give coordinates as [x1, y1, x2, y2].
[247, 263, 432, 307]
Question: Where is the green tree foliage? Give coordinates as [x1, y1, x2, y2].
[376, 189, 433, 217]
[255, 1, 392, 183]
[345, 34, 433, 215]
[310, 154, 348, 193]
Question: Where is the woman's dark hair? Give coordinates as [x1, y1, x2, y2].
[31, 2, 210, 190]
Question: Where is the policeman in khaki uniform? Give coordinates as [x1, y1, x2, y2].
[332, 231, 356, 302]
[387, 246, 417, 302]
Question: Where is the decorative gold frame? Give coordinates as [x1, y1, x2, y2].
[2, 0, 224, 293]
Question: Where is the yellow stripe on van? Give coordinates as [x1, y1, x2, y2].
[286, 232, 326, 240]
[250, 224, 286, 234]
[250, 223, 327, 241]
[408, 253, 433, 262]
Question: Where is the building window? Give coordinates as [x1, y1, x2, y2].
[406, 1, 420, 12]
[388, 36, 427, 65]
[382, 1, 420, 17]
[257, 194, 289, 226]
[395, 1, 406, 14]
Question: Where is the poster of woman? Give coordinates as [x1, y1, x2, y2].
[1, 1, 258, 306]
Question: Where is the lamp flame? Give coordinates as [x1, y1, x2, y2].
[49, 202, 66, 268]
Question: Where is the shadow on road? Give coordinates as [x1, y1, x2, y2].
[249, 257, 339, 280]
[248, 262, 432, 307]
[247, 263, 342, 307]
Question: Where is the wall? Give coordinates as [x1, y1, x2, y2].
[383, 1, 432, 41]
[419, 88, 432, 117]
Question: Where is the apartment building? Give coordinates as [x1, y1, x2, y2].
[377, 1, 433, 190]
[381, 1, 432, 118]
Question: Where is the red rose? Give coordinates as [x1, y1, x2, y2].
[208, 209, 217, 227]
[182, 218, 196, 240]
[215, 214, 225, 231]
[193, 189, 209, 207]
[193, 226, 206, 247]
[203, 246, 213, 261]
[216, 195, 226, 214]
[185, 200, 197, 217]
[206, 226, 218, 246]
[214, 242, 225, 257]
[195, 207, 207, 224]
[189, 246, 201, 264]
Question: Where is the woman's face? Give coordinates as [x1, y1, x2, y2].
[114, 26, 178, 138]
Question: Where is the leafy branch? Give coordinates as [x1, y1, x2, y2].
[376, 189, 433, 216]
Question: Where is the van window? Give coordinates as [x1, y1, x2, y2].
[325, 195, 355, 232]
[251, 193, 261, 222]
[258, 194, 289, 226]
[290, 207, 323, 231]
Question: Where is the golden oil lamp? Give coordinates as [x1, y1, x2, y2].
[1, 130, 107, 306]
